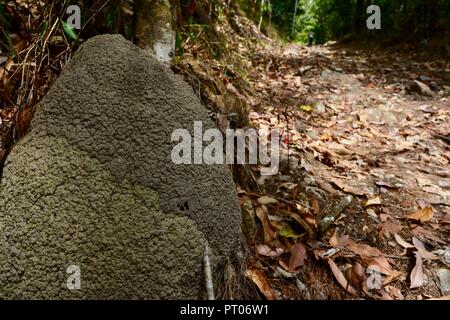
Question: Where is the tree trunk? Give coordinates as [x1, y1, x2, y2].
[355, 0, 365, 35]
[133, 0, 176, 64]
[258, 0, 265, 31]
[291, 0, 298, 36]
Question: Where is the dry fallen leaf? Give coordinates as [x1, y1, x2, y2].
[407, 207, 433, 223]
[337, 234, 351, 247]
[375, 289, 394, 300]
[416, 199, 428, 209]
[348, 261, 365, 287]
[329, 177, 367, 196]
[411, 226, 446, 244]
[345, 239, 393, 275]
[311, 197, 320, 214]
[303, 212, 318, 229]
[394, 233, 414, 249]
[383, 270, 405, 286]
[289, 242, 306, 272]
[1, 59, 14, 98]
[256, 206, 276, 244]
[440, 215, 450, 225]
[411, 237, 439, 260]
[257, 244, 284, 258]
[329, 230, 339, 247]
[379, 213, 389, 223]
[364, 196, 382, 206]
[411, 237, 425, 249]
[385, 285, 404, 300]
[346, 240, 383, 257]
[363, 256, 393, 276]
[245, 268, 276, 300]
[328, 259, 357, 295]
[379, 220, 401, 238]
[279, 259, 290, 272]
[410, 251, 424, 289]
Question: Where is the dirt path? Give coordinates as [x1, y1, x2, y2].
[240, 41, 450, 300]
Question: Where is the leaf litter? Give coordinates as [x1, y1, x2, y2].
[229, 38, 449, 300]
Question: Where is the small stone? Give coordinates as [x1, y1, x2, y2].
[436, 269, 450, 295]
[303, 175, 316, 186]
[257, 196, 279, 206]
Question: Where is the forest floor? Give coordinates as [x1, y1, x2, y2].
[221, 38, 450, 300]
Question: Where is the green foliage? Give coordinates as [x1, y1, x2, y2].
[261, 0, 450, 44]
[61, 20, 78, 41]
[0, 4, 14, 56]
[176, 29, 184, 57]
[270, 0, 299, 36]
[39, 20, 48, 37]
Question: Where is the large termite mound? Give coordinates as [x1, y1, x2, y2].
[0, 34, 241, 299]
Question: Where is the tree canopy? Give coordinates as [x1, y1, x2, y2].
[262, 0, 449, 44]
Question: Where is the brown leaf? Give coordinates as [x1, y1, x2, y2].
[329, 177, 367, 196]
[345, 239, 393, 275]
[383, 271, 405, 286]
[13, 38, 27, 54]
[186, 0, 197, 17]
[256, 206, 276, 244]
[363, 256, 393, 276]
[417, 199, 428, 209]
[411, 237, 425, 249]
[346, 240, 383, 257]
[407, 207, 433, 223]
[385, 285, 404, 300]
[289, 242, 306, 272]
[311, 197, 320, 214]
[379, 220, 401, 238]
[329, 230, 339, 247]
[328, 259, 357, 295]
[394, 233, 414, 249]
[375, 289, 394, 300]
[257, 244, 284, 258]
[411, 237, 439, 260]
[1, 59, 14, 98]
[364, 196, 382, 206]
[348, 261, 365, 287]
[304, 213, 318, 229]
[245, 268, 276, 300]
[279, 259, 290, 272]
[337, 234, 351, 247]
[411, 226, 446, 244]
[440, 214, 450, 225]
[410, 251, 424, 289]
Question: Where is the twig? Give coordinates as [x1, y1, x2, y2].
[384, 255, 410, 260]
[203, 241, 215, 300]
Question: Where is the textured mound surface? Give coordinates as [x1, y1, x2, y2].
[0, 34, 241, 299]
